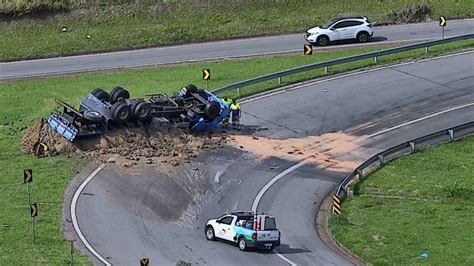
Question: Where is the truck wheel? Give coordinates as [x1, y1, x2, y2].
[205, 226, 215, 241]
[110, 86, 130, 104]
[91, 88, 110, 102]
[132, 100, 151, 121]
[204, 102, 221, 121]
[238, 237, 247, 251]
[83, 110, 102, 122]
[111, 102, 131, 123]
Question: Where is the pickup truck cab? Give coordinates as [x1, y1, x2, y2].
[205, 211, 280, 251]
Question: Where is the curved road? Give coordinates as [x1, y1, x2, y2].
[1, 19, 473, 80]
[69, 52, 473, 265]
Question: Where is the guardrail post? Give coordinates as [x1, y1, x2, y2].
[374, 56, 378, 64]
[448, 129, 454, 140]
[277, 77, 281, 85]
[356, 169, 363, 177]
[377, 154, 384, 165]
[236, 87, 241, 97]
[324, 66, 328, 74]
[425, 46, 429, 53]
[409, 142, 415, 152]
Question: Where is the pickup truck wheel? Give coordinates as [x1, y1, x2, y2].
[91, 88, 110, 102]
[205, 226, 215, 241]
[110, 86, 130, 104]
[238, 237, 247, 251]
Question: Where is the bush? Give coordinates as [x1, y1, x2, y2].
[386, 3, 432, 24]
[0, 0, 68, 18]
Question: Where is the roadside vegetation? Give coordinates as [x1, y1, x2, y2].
[330, 137, 474, 265]
[1, 0, 472, 60]
[0, 38, 472, 264]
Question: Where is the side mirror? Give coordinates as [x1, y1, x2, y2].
[330, 27, 335, 31]
[216, 220, 221, 224]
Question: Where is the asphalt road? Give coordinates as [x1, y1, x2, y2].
[71, 52, 473, 265]
[1, 19, 473, 81]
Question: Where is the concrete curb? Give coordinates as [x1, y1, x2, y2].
[316, 190, 366, 266]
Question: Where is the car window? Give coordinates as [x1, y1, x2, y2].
[332, 21, 351, 29]
[333, 21, 364, 29]
[265, 217, 277, 230]
[220, 216, 233, 225]
[345, 21, 364, 27]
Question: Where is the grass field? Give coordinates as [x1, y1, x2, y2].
[0, 0, 472, 60]
[0, 40, 473, 264]
[330, 137, 474, 265]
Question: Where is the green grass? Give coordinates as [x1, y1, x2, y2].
[0, 0, 472, 60]
[330, 137, 474, 265]
[0, 39, 472, 264]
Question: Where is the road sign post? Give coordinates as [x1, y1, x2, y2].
[439, 16, 446, 39]
[70, 240, 74, 266]
[24, 169, 33, 206]
[203, 69, 211, 89]
[31, 203, 38, 244]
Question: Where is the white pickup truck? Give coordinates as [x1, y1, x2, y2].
[205, 211, 281, 251]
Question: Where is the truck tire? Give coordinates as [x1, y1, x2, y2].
[83, 110, 102, 122]
[111, 102, 131, 123]
[131, 100, 151, 121]
[205, 226, 215, 241]
[204, 102, 221, 121]
[238, 237, 247, 251]
[91, 88, 110, 102]
[110, 86, 130, 104]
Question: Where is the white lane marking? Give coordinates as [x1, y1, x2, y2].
[252, 158, 311, 212]
[241, 50, 474, 105]
[233, 201, 239, 211]
[70, 164, 111, 266]
[368, 102, 474, 138]
[251, 158, 313, 266]
[274, 251, 298, 266]
[214, 170, 223, 183]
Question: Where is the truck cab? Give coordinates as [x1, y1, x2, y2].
[205, 211, 280, 251]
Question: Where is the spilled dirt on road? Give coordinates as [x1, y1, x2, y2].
[21, 120, 228, 169]
[229, 132, 365, 171]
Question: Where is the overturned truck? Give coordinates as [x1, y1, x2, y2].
[48, 84, 229, 141]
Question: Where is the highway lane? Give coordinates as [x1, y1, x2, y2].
[70, 52, 473, 265]
[1, 19, 473, 81]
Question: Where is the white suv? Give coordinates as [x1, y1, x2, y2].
[305, 16, 373, 46]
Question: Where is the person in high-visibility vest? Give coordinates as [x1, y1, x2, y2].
[221, 96, 233, 128]
[230, 99, 241, 130]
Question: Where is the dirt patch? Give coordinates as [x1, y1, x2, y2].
[21, 120, 228, 169]
[229, 132, 365, 171]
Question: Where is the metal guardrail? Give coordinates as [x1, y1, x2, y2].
[335, 121, 474, 197]
[212, 34, 474, 95]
